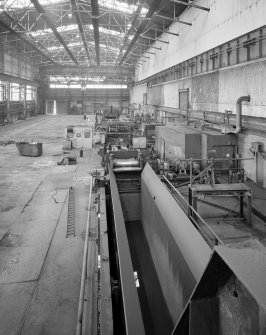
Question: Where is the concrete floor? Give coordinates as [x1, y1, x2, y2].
[0, 115, 101, 335]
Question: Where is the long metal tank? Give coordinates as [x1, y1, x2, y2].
[141, 164, 212, 324]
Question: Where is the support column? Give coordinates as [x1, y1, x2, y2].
[120, 87, 122, 111]
[6, 81, 11, 124]
[81, 90, 84, 115]
[23, 84, 27, 119]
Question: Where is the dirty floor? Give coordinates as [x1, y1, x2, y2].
[0, 115, 101, 335]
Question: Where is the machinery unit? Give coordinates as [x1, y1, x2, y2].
[251, 141, 263, 152]
[201, 130, 237, 169]
[132, 136, 147, 149]
[155, 125, 202, 160]
[78, 163, 265, 335]
[65, 125, 93, 149]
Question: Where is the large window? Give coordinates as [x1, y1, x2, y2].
[11, 83, 20, 101]
[50, 84, 127, 89]
[26, 85, 36, 100]
[0, 82, 5, 102]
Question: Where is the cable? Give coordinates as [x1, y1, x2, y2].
[222, 201, 242, 226]
[253, 196, 266, 201]
[51, 189, 58, 203]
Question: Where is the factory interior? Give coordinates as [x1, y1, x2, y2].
[0, 0, 266, 334]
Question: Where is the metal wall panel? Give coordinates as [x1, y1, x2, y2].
[141, 164, 211, 323]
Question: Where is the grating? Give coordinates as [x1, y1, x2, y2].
[66, 187, 75, 237]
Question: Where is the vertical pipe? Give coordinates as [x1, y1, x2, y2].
[76, 177, 93, 334]
[234, 95, 250, 134]
[23, 84, 27, 119]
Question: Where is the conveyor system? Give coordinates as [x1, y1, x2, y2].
[77, 164, 266, 334]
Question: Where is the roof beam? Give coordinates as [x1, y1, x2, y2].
[70, 0, 91, 64]
[91, 0, 100, 65]
[144, 25, 179, 37]
[135, 41, 162, 50]
[40, 64, 134, 77]
[154, 12, 192, 26]
[140, 34, 169, 44]
[3, 12, 56, 60]
[30, 0, 79, 65]
[119, 0, 162, 66]
[0, 17, 56, 64]
[170, 0, 210, 12]
[115, 1, 145, 65]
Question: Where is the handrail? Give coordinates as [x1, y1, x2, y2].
[162, 176, 224, 247]
[76, 176, 93, 335]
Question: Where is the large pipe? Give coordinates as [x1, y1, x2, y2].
[113, 159, 140, 168]
[234, 95, 250, 134]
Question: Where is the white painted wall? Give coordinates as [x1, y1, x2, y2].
[218, 61, 266, 117]
[129, 83, 147, 105]
[136, 0, 266, 81]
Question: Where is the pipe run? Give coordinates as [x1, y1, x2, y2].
[76, 176, 93, 335]
[235, 95, 250, 134]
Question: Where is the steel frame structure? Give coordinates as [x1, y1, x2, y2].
[0, 0, 193, 83]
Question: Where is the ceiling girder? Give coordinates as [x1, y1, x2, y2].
[154, 12, 192, 26]
[90, 0, 100, 65]
[170, 0, 210, 12]
[140, 34, 169, 44]
[0, 16, 56, 64]
[70, 0, 91, 64]
[115, 0, 145, 65]
[119, 0, 162, 66]
[3, 12, 56, 61]
[134, 41, 162, 50]
[143, 24, 179, 37]
[40, 64, 133, 77]
[30, 0, 79, 65]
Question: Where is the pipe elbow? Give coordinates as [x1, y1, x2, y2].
[234, 95, 250, 134]
[236, 95, 250, 104]
[234, 126, 241, 134]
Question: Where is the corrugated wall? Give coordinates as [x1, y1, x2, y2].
[2, 53, 37, 81]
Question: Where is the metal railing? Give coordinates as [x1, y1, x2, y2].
[76, 176, 93, 335]
[162, 175, 224, 247]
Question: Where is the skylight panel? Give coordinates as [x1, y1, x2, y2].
[47, 41, 82, 51]
[98, 0, 148, 15]
[30, 23, 124, 39]
[50, 84, 127, 89]
[3, 0, 67, 10]
[29, 24, 79, 38]
[3, 0, 148, 15]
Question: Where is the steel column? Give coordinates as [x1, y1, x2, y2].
[119, 0, 162, 65]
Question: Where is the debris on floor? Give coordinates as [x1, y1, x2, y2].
[57, 156, 77, 165]
[0, 140, 15, 146]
